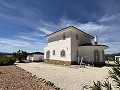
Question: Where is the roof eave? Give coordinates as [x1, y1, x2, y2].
[45, 25, 94, 38]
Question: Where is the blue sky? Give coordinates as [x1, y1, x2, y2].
[0, 0, 120, 54]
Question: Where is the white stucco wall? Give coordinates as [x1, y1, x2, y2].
[44, 30, 72, 61]
[78, 46, 106, 62]
[33, 55, 43, 61]
[27, 54, 44, 61]
[71, 29, 92, 61]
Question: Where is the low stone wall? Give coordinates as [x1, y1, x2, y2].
[44, 59, 105, 67]
[44, 59, 71, 66]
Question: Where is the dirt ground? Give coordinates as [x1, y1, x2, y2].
[0, 65, 58, 90]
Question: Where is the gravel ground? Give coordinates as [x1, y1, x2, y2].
[17, 62, 111, 90]
[0, 65, 58, 90]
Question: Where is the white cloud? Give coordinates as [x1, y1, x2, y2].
[0, 38, 30, 46]
[105, 42, 120, 54]
[0, 1, 41, 30]
[0, 0, 41, 19]
[59, 18, 109, 33]
[36, 18, 110, 37]
[0, 38, 45, 53]
[17, 31, 45, 41]
[38, 27, 53, 34]
[0, 10, 119, 54]
[99, 14, 120, 22]
[37, 19, 102, 38]
[36, 20, 61, 35]
[76, 22, 109, 32]
[18, 36, 37, 41]
[31, 32, 45, 37]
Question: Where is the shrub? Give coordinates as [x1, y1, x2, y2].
[90, 59, 120, 90]
[105, 56, 114, 61]
[0, 57, 16, 66]
[12, 50, 28, 62]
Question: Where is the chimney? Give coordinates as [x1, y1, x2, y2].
[94, 36, 98, 45]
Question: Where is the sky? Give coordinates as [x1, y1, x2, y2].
[0, 0, 120, 54]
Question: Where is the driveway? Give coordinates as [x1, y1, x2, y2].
[17, 62, 110, 90]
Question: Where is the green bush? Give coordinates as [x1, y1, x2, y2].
[12, 50, 28, 62]
[0, 57, 16, 66]
[105, 56, 114, 61]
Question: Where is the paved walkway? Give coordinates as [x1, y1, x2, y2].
[17, 62, 110, 90]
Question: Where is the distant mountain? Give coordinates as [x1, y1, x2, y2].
[106, 53, 120, 57]
[0, 52, 12, 56]
[28, 52, 44, 55]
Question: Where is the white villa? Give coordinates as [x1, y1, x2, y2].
[44, 26, 108, 66]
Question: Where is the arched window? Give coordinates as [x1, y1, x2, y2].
[94, 50, 99, 61]
[46, 50, 50, 59]
[61, 50, 65, 57]
[53, 50, 55, 55]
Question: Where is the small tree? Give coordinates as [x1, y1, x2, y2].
[12, 50, 28, 62]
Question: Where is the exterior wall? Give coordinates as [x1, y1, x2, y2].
[71, 29, 92, 62]
[27, 56, 33, 60]
[78, 46, 106, 63]
[33, 54, 43, 61]
[27, 54, 44, 61]
[44, 30, 72, 61]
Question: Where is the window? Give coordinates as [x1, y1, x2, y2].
[46, 50, 50, 59]
[76, 34, 78, 40]
[53, 50, 55, 55]
[94, 50, 99, 61]
[63, 34, 66, 40]
[61, 50, 65, 57]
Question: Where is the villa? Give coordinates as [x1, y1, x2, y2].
[44, 26, 108, 66]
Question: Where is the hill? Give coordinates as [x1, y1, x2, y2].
[0, 52, 12, 57]
[106, 53, 120, 57]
